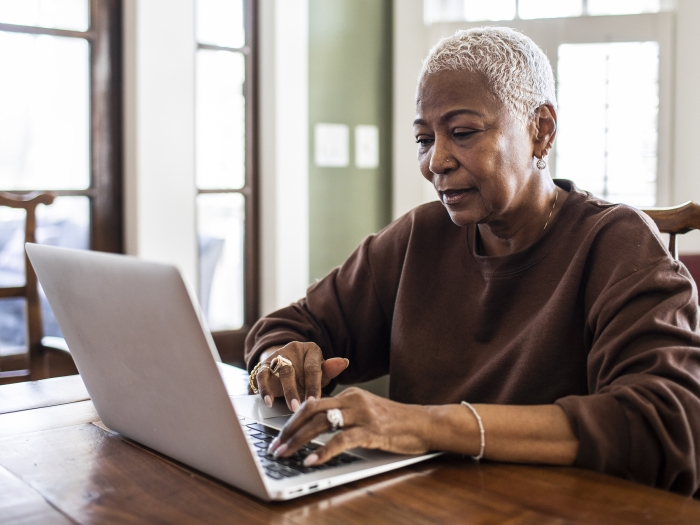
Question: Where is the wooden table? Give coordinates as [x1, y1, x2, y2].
[2, 366, 700, 524]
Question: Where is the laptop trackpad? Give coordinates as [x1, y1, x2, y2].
[263, 415, 293, 428]
[231, 394, 292, 421]
[231, 395, 334, 444]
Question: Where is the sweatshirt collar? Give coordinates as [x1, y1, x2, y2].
[466, 179, 587, 276]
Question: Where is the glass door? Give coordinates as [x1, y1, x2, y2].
[195, 0, 258, 365]
[427, 9, 674, 206]
[0, 0, 122, 370]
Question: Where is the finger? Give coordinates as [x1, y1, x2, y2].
[254, 366, 278, 408]
[321, 357, 349, 386]
[277, 361, 301, 412]
[270, 397, 341, 453]
[274, 411, 331, 457]
[302, 350, 324, 401]
[304, 427, 366, 466]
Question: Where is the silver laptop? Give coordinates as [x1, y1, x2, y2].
[26, 244, 438, 501]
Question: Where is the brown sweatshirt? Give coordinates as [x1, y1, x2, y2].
[245, 180, 700, 496]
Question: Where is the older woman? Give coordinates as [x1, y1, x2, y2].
[245, 27, 700, 495]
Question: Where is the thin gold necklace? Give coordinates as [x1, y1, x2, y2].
[542, 187, 559, 232]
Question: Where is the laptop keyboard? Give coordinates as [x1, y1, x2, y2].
[243, 422, 363, 480]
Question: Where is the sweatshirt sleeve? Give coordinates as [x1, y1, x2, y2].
[556, 208, 700, 495]
[244, 212, 413, 385]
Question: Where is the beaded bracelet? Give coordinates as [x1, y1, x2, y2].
[461, 401, 485, 461]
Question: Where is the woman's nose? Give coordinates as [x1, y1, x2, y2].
[429, 145, 455, 175]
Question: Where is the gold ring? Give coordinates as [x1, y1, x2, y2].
[248, 361, 270, 394]
[270, 356, 293, 377]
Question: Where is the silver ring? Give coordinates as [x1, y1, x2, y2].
[326, 408, 344, 433]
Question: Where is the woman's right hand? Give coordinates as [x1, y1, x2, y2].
[250, 341, 349, 412]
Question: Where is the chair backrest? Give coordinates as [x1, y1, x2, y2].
[0, 192, 54, 380]
[641, 201, 700, 260]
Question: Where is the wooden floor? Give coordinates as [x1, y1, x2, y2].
[2, 367, 700, 524]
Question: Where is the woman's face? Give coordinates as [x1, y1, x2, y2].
[414, 69, 539, 228]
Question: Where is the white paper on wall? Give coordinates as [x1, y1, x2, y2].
[314, 123, 349, 167]
[355, 125, 379, 169]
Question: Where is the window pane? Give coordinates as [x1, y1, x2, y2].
[424, 0, 516, 24]
[0, 197, 89, 344]
[556, 42, 659, 207]
[0, 298, 27, 357]
[196, 0, 245, 48]
[36, 196, 90, 337]
[588, 0, 660, 16]
[0, 0, 88, 31]
[424, 0, 466, 23]
[36, 196, 90, 249]
[0, 196, 89, 285]
[519, 0, 582, 19]
[197, 193, 244, 331]
[0, 206, 25, 287]
[463, 0, 515, 21]
[196, 50, 246, 190]
[0, 32, 90, 190]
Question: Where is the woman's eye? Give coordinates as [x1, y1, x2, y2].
[415, 137, 433, 146]
[453, 130, 477, 139]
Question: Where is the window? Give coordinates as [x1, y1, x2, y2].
[424, 1, 673, 207]
[195, 0, 258, 364]
[556, 42, 659, 206]
[0, 1, 122, 359]
[424, 0, 670, 23]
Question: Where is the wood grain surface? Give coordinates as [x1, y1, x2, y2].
[1, 422, 699, 525]
[0, 374, 89, 414]
[2, 368, 700, 524]
[0, 400, 98, 438]
[0, 464, 74, 525]
[642, 201, 700, 235]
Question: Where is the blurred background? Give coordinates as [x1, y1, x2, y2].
[0, 0, 698, 371]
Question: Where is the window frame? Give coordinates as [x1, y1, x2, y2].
[196, 0, 259, 366]
[0, 0, 123, 253]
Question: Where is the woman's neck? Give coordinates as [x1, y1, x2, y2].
[477, 177, 568, 257]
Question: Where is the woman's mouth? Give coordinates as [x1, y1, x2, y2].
[440, 188, 476, 206]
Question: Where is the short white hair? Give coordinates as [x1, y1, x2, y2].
[421, 27, 557, 125]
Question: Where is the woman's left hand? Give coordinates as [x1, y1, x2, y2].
[268, 387, 434, 466]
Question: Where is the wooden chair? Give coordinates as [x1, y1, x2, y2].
[641, 201, 700, 260]
[0, 192, 77, 383]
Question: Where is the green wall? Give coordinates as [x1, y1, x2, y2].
[308, 0, 393, 281]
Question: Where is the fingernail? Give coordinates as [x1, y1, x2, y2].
[307, 396, 316, 402]
[273, 444, 287, 458]
[291, 399, 300, 412]
[303, 453, 319, 466]
[267, 437, 280, 454]
[343, 358, 350, 369]
[264, 395, 272, 407]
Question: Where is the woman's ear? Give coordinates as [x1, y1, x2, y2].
[533, 104, 557, 158]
